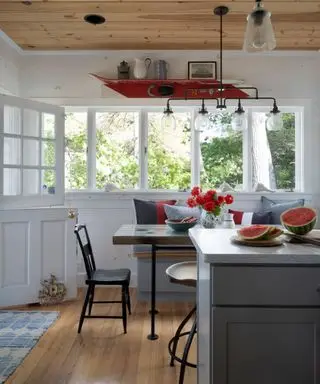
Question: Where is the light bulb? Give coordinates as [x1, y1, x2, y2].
[161, 113, 176, 131]
[266, 113, 283, 131]
[232, 112, 247, 131]
[194, 113, 210, 132]
[243, 2, 276, 52]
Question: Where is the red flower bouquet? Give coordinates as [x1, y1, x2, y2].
[187, 186, 234, 217]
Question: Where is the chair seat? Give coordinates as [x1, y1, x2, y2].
[166, 261, 197, 287]
[86, 268, 131, 285]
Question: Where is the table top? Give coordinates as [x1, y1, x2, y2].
[189, 227, 320, 265]
[113, 224, 194, 246]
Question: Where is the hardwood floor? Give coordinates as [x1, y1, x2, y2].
[5, 288, 197, 384]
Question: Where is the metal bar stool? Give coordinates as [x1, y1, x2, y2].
[166, 261, 197, 384]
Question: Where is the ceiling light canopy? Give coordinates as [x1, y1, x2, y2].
[162, 4, 280, 135]
[243, 0, 276, 52]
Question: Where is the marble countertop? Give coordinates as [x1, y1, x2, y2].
[188, 227, 320, 265]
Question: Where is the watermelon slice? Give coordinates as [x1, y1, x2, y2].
[281, 207, 317, 235]
[237, 224, 271, 241]
[266, 226, 283, 239]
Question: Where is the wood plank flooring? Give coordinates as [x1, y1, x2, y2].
[5, 288, 197, 384]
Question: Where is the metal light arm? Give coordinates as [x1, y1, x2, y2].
[165, 97, 220, 111]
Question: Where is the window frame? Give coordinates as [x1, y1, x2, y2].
[64, 104, 304, 193]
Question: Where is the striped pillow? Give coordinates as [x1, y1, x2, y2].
[229, 209, 272, 225]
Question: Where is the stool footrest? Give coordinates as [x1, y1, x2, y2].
[168, 331, 197, 368]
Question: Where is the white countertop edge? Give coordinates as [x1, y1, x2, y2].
[188, 228, 320, 265]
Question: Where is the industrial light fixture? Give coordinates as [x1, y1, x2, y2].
[162, 5, 281, 133]
[243, 0, 276, 52]
[194, 99, 210, 132]
[232, 100, 247, 131]
[161, 104, 176, 131]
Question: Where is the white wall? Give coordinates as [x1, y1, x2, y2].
[19, 50, 320, 192]
[1, 37, 320, 287]
[0, 33, 21, 95]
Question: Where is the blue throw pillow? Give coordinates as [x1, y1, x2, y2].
[260, 196, 305, 224]
[164, 204, 201, 220]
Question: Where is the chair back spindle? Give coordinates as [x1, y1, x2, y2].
[74, 224, 96, 280]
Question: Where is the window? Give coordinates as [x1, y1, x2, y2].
[200, 110, 243, 190]
[147, 111, 191, 190]
[95, 112, 139, 190]
[65, 112, 87, 190]
[63, 106, 303, 193]
[250, 110, 297, 192]
[0, 94, 64, 208]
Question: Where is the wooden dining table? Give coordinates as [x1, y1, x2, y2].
[113, 224, 194, 340]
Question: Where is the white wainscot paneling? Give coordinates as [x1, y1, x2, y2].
[2, 222, 29, 287]
[41, 220, 66, 281]
[0, 208, 77, 307]
[69, 191, 314, 288]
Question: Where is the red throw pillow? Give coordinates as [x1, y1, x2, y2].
[133, 199, 176, 224]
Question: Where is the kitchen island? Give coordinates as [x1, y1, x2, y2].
[189, 227, 320, 384]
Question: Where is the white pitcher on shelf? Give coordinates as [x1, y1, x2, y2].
[133, 58, 152, 79]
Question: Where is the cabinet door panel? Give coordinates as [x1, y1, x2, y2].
[212, 308, 320, 384]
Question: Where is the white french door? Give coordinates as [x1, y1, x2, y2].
[0, 95, 73, 307]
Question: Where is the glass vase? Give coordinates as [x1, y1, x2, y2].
[200, 210, 219, 228]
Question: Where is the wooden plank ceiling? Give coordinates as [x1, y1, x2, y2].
[0, 0, 319, 51]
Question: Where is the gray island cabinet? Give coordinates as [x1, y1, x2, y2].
[189, 227, 320, 384]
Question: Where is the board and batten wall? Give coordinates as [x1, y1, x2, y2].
[0, 35, 320, 293]
[67, 192, 314, 289]
[0, 33, 20, 95]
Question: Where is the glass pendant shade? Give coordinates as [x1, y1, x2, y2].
[232, 112, 247, 131]
[266, 112, 283, 131]
[161, 113, 176, 131]
[243, 3, 276, 52]
[194, 113, 210, 132]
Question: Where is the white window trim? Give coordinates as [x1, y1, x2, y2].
[64, 104, 304, 194]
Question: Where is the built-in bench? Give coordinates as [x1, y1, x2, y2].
[135, 246, 196, 301]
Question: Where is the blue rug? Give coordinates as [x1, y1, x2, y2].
[0, 311, 59, 383]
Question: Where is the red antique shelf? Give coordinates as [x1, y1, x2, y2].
[91, 74, 248, 99]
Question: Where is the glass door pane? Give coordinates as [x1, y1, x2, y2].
[3, 168, 21, 195]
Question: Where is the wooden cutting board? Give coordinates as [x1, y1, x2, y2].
[284, 230, 320, 246]
[230, 235, 284, 247]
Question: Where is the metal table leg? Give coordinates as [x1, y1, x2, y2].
[147, 244, 159, 340]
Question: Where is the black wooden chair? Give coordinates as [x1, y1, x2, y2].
[74, 224, 131, 334]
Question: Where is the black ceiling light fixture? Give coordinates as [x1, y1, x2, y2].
[243, 0, 276, 52]
[162, 5, 282, 134]
[84, 14, 106, 25]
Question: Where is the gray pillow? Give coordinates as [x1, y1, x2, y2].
[261, 196, 305, 224]
[164, 204, 201, 220]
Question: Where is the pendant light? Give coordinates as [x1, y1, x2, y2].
[266, 102, 283, 131]
[161, 103, 176, 131]
[194, 99, 210, 132]
[231, 100, 247, 131]
[243, 0, 276, 52]
[162, 4, 281, 132]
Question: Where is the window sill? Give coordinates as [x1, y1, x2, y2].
[65, 190, 312, 202]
